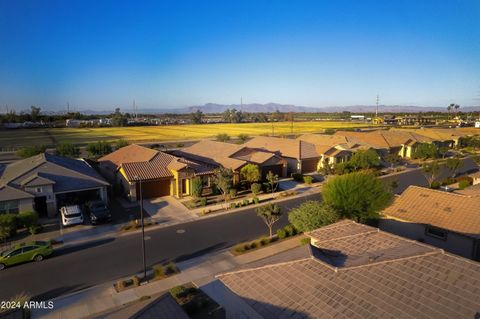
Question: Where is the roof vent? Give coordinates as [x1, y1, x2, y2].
[420, 193, 429, 197]
[398, 209, 407, 213]
[444, 207, 452, 213]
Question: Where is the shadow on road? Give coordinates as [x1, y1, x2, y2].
[32, 284, 87, 302]
[53, 237, 115, 257]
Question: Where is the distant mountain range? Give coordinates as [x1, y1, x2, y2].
[49, 103, 480, 115]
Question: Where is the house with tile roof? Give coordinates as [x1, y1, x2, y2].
[0, 153, 109, 218]
[243, 136, 321, 174]
[380, 185, 480, 261]
[99, 142, 287, 201]
[202, 220, 480, 319]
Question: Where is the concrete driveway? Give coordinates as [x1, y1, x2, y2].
[143, 196, 197, 224]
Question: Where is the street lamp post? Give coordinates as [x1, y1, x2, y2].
[135, 176, 147, 281]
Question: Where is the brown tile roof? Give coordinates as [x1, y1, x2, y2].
[454, 183, 480, 196]
[230, 148, 282, 165]
[217, 220, 480, 319]
[180, 140, 246, 170]
[0, 185, 34, 201]
[382, 186, 480, 237]
[391, 128, 472, 141]
[99, 144, 158, 167]
[334, 130, 433, 149]
[244, 136, 319, 159]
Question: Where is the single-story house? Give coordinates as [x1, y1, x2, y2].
[99, 144, 214, 201]
[0, 153, 109, 218]
[202, 220, 480, 318]
[243, 136, 320, 174]
[380, 185, 480, 261]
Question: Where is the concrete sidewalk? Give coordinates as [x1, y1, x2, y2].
[31, 235, 306, 319]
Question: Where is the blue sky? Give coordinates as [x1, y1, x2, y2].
[0, 0, 479, 111]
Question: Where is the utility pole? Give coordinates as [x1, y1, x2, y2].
[134, 175, 147, 281]
[376, 94, 379, 118]
[133, 99, 137, 119]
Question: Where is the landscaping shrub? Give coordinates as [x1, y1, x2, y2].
[291, 173, 303, 182]
[229, 188, 237, 199]
[251, 183, 262, 196]
[250, 241, 258, 249]
[259, 236, 269, 246]
[29, 224, 43, 235]
[17, 211, 39, 229]
[242, 199, 249, 206]
[233, 243, 245, 253]
[276, 228, 287, 239]
[303, 176, 313, 184]
[459, 180, 472, 189]
[199, 197, 207, 207]
[170, 286, 189, 299]
[455, 176, 473, 184]
[0, 214, 18, 238]
[185, 199, 198, 209]
[164, 262, 178, 275]
[132, 275, 140, 286]
[153, 264, 165, 278]
[116, 279, 126, 291]
[230, 203, 236, 209]
[243, 243, 251, 251]
[191, 177, 203, 198]
[253, 196, 260, 204]
[284, 224, 297, 236]
[441, 177, 456, 186]
[430, 181, 441, 189]
[300, 238, 311, 245]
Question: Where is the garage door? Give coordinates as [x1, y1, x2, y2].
[262, 165, 284, 179]
[301, 159, 319, 174]
[136, 179, 171, 198]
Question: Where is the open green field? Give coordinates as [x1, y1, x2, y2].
[0, 121, 379, 149]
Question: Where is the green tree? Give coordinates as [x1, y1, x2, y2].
[421, 161, 440, 187]
[16, 145, 47, 158]
[240, 164, 261, 185]
[251, 183, 262, 196]
[238, 134, 249, 143]
[411, 143, 439, 160]
[56, 143, 80, 158]
[322, 172, 393, 222]
[333, 162, 352, 175]
[112, 108, 128, 126]
[216, 133, 230, 142]
[349, 149, 380, 170]
[445, 157, 463, 178]
[115, 139, 129, 149]
[384, 153, 401, 168]
[212, 167, 233, 208]
[265, 171, 279, 193]
[256, 203, 282, 238]
[86, 141, 112, 158]
[190, 110, 203, 124]
[288, 201, 338, 232]
[191, 177, 203, 198]
[30, 106, 41, 122]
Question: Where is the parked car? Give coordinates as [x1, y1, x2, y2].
[85, 200, 111, 225]
[60, 205, 84, 226]
[0, 241, 53, 270]
[440, 185, 454, 192]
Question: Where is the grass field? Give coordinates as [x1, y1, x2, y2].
[0, 121, 378, 149]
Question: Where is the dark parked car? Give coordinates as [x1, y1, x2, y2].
[85, 201, 111, 225]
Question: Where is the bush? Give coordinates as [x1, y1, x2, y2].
[230, 203, 236, 209]
[116, 280, 126, 291]
[29, 224, 43, 235]
[441, 177, 456, 186]
[153, 264, 166, 278]
[170, 286, 189, 299]
[291, 173, 303, 182]
[0, 214, 18, 238]
[199, 197, 207, 207]
[164, 262, 178, 275]
[17, 211, 39, 229]
[300, 238, 311, 245]
[251, 183, 262, 196]
[303, 176, 313, 184]
[284, 224, 297, 236]
[249, 241, 258, 249]
[243, 243, 251, 251]
[253, 197, 260, 204]
[132, 275, 140, 286]
[191, 177, 203, 198]
[233, 243, 245, 253]
[276, 228, 287, 239]
[430, 181, 441, 189]
[259, 236, 269, 246]
[459, 180, 472, 189]
[455, 176, 473, 184]
[185, 200, 198, 209]
[229, 188, 237, 199]
[242, 199, 249, 206]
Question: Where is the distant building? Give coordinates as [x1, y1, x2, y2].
[475, 120, 480, 128]
[350, 115, 365, 120]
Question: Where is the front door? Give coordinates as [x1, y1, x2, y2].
[34, 196, 48, 218]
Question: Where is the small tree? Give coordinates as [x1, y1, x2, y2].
[322, 172, 393, 222]
[349, 149, 380, 170]
[17, 145, 47, 158]
[190, 110, 203, 124]
[445, 157, 463, 178]
[421, 161, 440, 187]
[384, 153, 401, 168]
[86, 141, 112, 158]
[265, 171, 279, 193]
[212, 167, 233, 208]
[288, 201, 338, 232]
[240, 164, 260, 186]
[256, 203, 282, 238]
[191, 177, 203, 198]
[411, 143, 439, 160]
[115, 139, 129, 149]
[216, 133, 230, 142]
[56, 143, 80, 158]
[238, 134, 249, 143]
[251, 183, 262, 196]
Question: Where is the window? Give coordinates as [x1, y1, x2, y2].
[36, 187, 42, 193]
[8, 249, 22, 257]
[0, 200, 19, 214]
[22, 246, 37, 253]
[425, 226, 447, 240]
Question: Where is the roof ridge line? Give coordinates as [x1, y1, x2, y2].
[215, 257, 313, 279]
[49, 157, 109, 186]
[312, 229, 378, 244]
[406, 185, 471, 198]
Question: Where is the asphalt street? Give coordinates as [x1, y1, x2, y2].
[0, 157, 477, 301]
[0, 193, 320, 301]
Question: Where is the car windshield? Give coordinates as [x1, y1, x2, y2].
[0, 249, 12, 257]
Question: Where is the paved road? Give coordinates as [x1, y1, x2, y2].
[0, 194, 320, 301]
